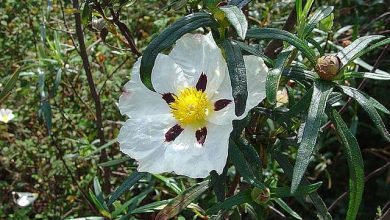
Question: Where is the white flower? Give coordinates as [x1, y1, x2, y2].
[12, 192, 38, 207]
[118, 33, 268, 178]
[0, 108, 15, 123]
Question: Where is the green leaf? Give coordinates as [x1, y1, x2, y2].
[228, 0, 251, 8]
[140, 13, 218, 91]
[330, 110, 364, 220]
[342, 71, 390, 81]
[84, 138, 118, 158]
[112, 186, 153, 217]
[0, 67, 21, 103]
[82, 2, 92, 25]
[282, 66, 316, 82]
[266, 51, 290, 104]
[221, 40, 247, 116]
[206, 190, 252, 215]
[129, 200, 170, 215]
[107, 171, 147, 206]
[210, 170, 227, 202]
[339, 37, 390, 73]
[98, 157, 131, 167]
[303, 6, 333, 37]
[270, 182, 322, 198]
[319, 13, 334, 32]
[246, 28, 317, 65]
[274, 198, 302, 220]
[153, 174, 182, 195]
[339, 85, 390, 141]
[273, 150, 332, 220]
[237, 138, 263, 181]
[228, 139, 266, 189]
[233, 40, 274, 66]
[292, 81, 334, 192]
[337, 35, 384, 67]
[89, 189, 111, 218]
[93, 177, 108, 210]
[220, 5, 248, 40]
[155, 181, 209, 219]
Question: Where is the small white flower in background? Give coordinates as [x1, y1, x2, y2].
[12, 192, 38, 207]
[0, 108, 15, 123]
[118, 33, 268, 178]
[276, 88, 289, 107]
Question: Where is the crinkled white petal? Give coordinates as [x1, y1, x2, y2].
[118, 58, 171, 118]
[207, 55, 268, 125]
[0, 108, 14, 123]
[164, 123, 232, 178]
[118, 114, 175, 174]
[169, 33, 227, 96]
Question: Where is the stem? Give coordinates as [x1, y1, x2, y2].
[72, 0, 111, 194]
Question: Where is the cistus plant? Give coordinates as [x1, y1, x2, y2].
[1, 0, 389, 219]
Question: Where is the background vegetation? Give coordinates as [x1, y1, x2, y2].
[0, 0, 389, 219]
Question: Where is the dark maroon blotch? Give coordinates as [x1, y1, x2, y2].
[214, 99, 232, 111]
[165, 124, 183, 142]
[195, 127, 207, 145]
[196, 73, 207, 92]
[162, 93, 175, 105]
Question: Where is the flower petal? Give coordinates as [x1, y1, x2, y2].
[118, 115, 175, 174]
[169, 33, 227, 95]
[118, 59, 171, 118]
[207, 55, 268, 125]
[164, 123, 232, 178]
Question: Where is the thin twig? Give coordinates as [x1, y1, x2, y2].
[72, 0, 111, 194]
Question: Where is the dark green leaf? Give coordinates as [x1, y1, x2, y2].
[210, 170, 227, 202]
[93, 177, 108, 210]
[129, 200, 171, 214]
[273, 150, 332, 220]
[82, 2, 92, 25]
[220, 5, 248, 40]
[266, 51, 290, 104]
[0, 67, 21, 103]
[207, 190, 252, 215]
[237, 138, 262, 181]
[221, 40, 247, 116]
[228, 0, 251, 8]
[337, 35, 384, 67]
[330, 109, 364, 220]
[274, 198, 302, 220]
[339, 85, 390, 141]
[292, 81, 334, 192]
[342, 71, 390, 81]
[140, 13, 218, 91]
[112, 186, 153, 217]
[246, 28, 317, 65]
[277, 87, 313, 125]
[303, 6, 334, 37]
[98, 157, 131, 167]
[233, 40, 274, 66]
[107, 171, 147, 205]
[282, 66, 316, 82]
[270, 182, 322, 198]
[155, 181, 209, 219]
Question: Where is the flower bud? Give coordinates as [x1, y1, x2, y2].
[315, 55, 341, 80]
[251, 187, 271, 205]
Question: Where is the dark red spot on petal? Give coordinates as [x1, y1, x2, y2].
[214, 99, 232, 111]
[162, 93, 175, 105]
[196, 73, 207, 92]
[165, 124, 183, 142]
[195, 127, 207, 145]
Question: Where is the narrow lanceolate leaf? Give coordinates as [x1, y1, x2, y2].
[339, 85, 390, 141]
[220, 5, 248, 40]
[0, 67, 21, 103]
[342, 71, 390, 81]
[222, 40, 247, 116]
[270, 182, 322, 198]
[273, 150, 332, 220]
[210, 170, 227, 202]
[336, 35, 384, 67]
[229, 139, 266, 189]
[140, 13, 218, 91]
[233, 40, 274, 66]
[274, 198, 303, 220]
[246, 28, 317, 65]
[339, 37, 390, 73]
[266, 51, 290, 104]
[155, 181, 209, 220]
[228, 0, 252, 8]
[93, 177, 108, 210]
[206, 190, 252, 215]
[282, 66, 316, 82]
[107, 171, 147, 205]
[237, 138, 263, 181]
[292, 81, 334, 193]
[330, 110, 364, 220]
[303, 6, 334, 38]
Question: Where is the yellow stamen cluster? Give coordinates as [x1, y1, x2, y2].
[170, 87, 213, 128]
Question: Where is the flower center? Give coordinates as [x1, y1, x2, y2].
[170, 87, 212, 128]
